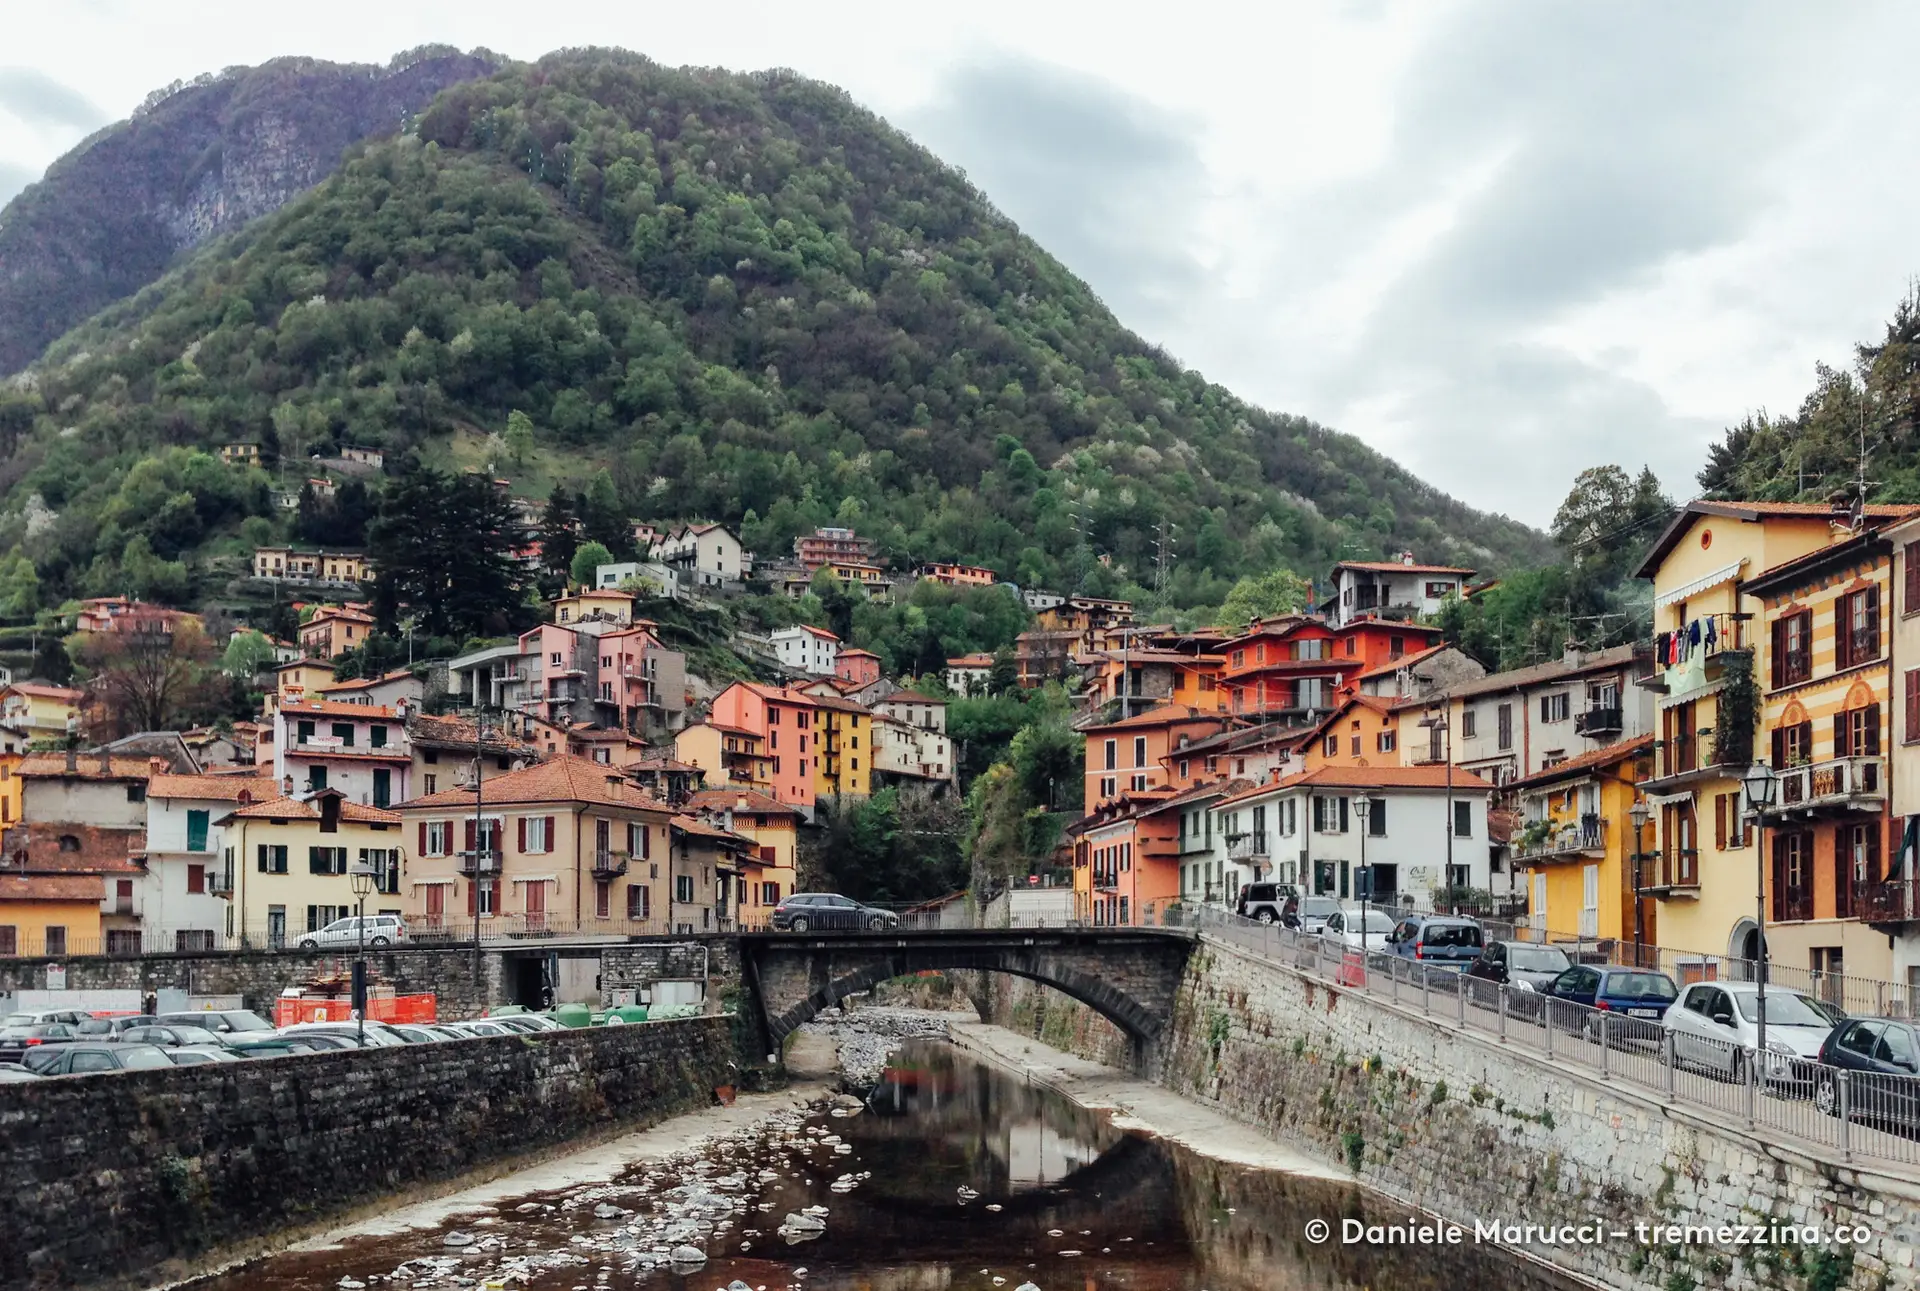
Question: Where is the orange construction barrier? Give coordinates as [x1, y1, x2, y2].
[1336, 949, 1368, 988]
[273, 993, 438, 1026]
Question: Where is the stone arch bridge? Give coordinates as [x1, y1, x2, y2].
[739, 927, 1197, 1067]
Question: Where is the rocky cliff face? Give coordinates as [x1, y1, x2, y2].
[0, 50, 501, 375]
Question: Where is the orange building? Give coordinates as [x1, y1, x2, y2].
[835, 647, 883, 688]
[1081, 703, 1227, 808]
[918, 562, 998, 587]
[1072, 789, 1183, 926]
[1218, 615, 1443, 721]
[1301, 695, 1405, 769]
[709, 682, 819, 810]
[299, 605, 376, 659]
[1078, 647, 1227, 718]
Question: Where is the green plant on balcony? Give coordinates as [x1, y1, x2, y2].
[1518, 819, 1554, 854]
[1706, 649, 1757, 769]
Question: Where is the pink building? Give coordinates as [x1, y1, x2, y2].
[835, 647, 882, 688]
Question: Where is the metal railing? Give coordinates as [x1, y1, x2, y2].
[1157, 901, 1920, 1169]
[1778, 756, 1882, 809]
[1512, 815, 1607, 860]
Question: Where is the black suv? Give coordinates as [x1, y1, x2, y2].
[770, 893, 900, 932]
[1235, 882, 1296, 923]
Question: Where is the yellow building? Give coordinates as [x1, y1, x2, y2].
[674, 722, 773, 794]
[0, 874, 106, 956]
[269, 658, 337, 719]
[1511, 736, 1654, 954]
[684, 789, 802, 929]
[552, 588, 635, 626]
[810, 696, 873, 800]
[1739, 518, 1900, 983]
[219, 789, 405, 947]
[0, 682, 83, 744]
[299, 605, 375, 659]
[1635, 499, 1912, 974]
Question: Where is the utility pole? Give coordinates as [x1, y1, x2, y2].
[1153, 520, 1175, 597]
[472, 704, 487, 968]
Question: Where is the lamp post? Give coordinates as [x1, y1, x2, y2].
[1742, 762, 1779, 1061]
[349, 860, 378, 1048]
[1628, 798, 1651, 968]
[1353, 792, 1374, 954]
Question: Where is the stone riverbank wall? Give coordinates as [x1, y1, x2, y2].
[990, 935, 1920, 1291]
[0, 1017, 739, 1291]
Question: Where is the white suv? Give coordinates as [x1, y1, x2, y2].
[296, 914, 408, 949]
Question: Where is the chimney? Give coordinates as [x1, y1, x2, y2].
[1399, 550, 1416, 566]
[98, 747, 113, 776]
[281, 774, 294, 796]
[319, 793, 340, 832]
[149, 757, 164, 777]
[65, 745, 77, 774]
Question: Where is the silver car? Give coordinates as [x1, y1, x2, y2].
[295, 914, 409, 949]
[1664, 981, 1835, 1082]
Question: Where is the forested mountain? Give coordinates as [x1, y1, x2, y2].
[0, 46, 501, 375]
[0, 49, 1550, 616]
[1700, 286, 1920, 503]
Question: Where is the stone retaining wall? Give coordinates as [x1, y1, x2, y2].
[994, 936, 1920, 1291]
[0, 1017, 739, 1291]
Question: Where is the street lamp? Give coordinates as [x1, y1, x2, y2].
[1741, 761, 1779, 1062]
[1628, 798, 1651, 968]
[349, 859, 378, 1048]
[1352, 792, 1374, 955]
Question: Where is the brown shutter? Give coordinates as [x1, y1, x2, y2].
[1834, 826, 1851, 919]
[464, 819, 476, 851]
[1771, 834, 1787, 922]
[517, 817, 527, 852]
[1908, 544, 1920, 615]
[467, 879, 477, 916]
[418, 821, 427, 854]
[1836, 600, 1853, 672]
[1866, 703, 1883, 756]
[1869, 821, 1883, 884]
[1908, 670, 1920, 744]
[1714, 794, 1728, 851]
[1867, 587, 1881, 659]
[1771, 619, 1787, 689]
[545, 817, 556, 852]
[1835, 711, 1851, 759]
[1772, 726, 1786, 769]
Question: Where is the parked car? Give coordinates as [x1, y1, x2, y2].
[1665, 982, 1834, 1083]
[165, 1048, 245, 1066]
[223, 1038, 307, 1059]
[1281, 894, 1343, 933]
[269, 1032, 363, 1052]
[1465, 941, 1573, 992]
[439, 1019, 518, 1038]
[1543, 966, 1679, 1040]
[277, 1021, 411, 1047]
[1322, 906, 1397, 950]
[119, 1025, 234, 1050]
[295, 914, 409, 949]
[74, 1014, 158, 1037]
[0, 1065, 43, 1081]
[1235, 882, 1297, 923]
[1813, 1017, 1920, 1133]
[1, 1008, 95, 1027]
[1385, 914, 1484, 965]
[771, 893, 900, 932]
[26, 1043, 175, 1075]
[0, 1021, 79, 1064]
[157, 1010, 275, 1035]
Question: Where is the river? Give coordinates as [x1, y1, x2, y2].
[187, 1037, 1584, 1291]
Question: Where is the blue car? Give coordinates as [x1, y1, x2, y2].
[1544, 965, 1679, 1040]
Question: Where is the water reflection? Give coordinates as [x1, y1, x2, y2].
[188, 1038, 1583, 1291]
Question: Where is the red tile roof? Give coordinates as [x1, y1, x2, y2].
[0, 873, 103, 902]
[397, 754, 670, 813]
[1512, 735, 1654, 790]
[1220, 764, 1494, 805]
[2, 822, 145, 874]
[320, 669, 418, 693]
[226, 794, 401, 825]
[6, 683, 84, 701]
[147, 774, 279, 802]
[685, 788, 803, 818]
[1350, 642, 1452, 682]
[18, 753, 155, 781]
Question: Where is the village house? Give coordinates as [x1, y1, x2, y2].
[0, 682, 83, 744]
[219, 790, 403, 948]
[319, 668, 423, 710]
[917, 561, 997, 588]
[835, 647, 883, 688]
[299, 605, 376, 658]
[668, 814, 756, 932]
[1081, 703, 1227, 808]
[652, 522, 747, 589]
[407, 713, 535, 801]
[684, 788, 802, 929]
[139, 771, 278, 951]
[709, 683, 821, 811]
[675, 722, 773, 795]
[0, 822, 146, 956]
[795, 526, 877, 571]
[273, 698, 411, 808]
[1511, 737, 1655, 954]
[1321, 553, 1476, 629]
[252, 547, 372, 584]
[944, 653, 995, 697]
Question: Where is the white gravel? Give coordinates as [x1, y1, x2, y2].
[795, 1006, 956, 1087]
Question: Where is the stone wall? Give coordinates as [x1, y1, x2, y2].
[0, 1017, 739, 1291]
[993, 936, 1920, 1291]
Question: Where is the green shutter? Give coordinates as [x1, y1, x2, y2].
[186, 809, 209, 852]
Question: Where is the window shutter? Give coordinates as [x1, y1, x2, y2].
[257, 844, 268, 873]
[545, 817, 555, 853]
[1866, 703, 1883, 756]
[1771, 619, 1786, 689]
[1714, 794, 1727, 851]
[1835, 712, 1850, 759]
[1867, 587, 1882, 658]
[1313, 796, 1326, 832]
[1869, 821, 1884, 884]
[1837, 603, 1853, 672]
[517, 817, 527, 852]
[1771, 727, 1786, 769]
[418, 822, 428, 854]
[468, 880, 477, 916]
[465, 819, 476, 852]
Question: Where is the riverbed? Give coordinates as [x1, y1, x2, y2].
[183, 1018, 1588, 1291]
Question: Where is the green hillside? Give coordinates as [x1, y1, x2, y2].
[0, 49, 1550, 620]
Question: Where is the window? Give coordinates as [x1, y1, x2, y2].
[1389, 635, 1405, 659]
[1313, 795, 1349, 834]
[1344, 637, 1357, 657]
[1133, 736, 1147, 767]
[1835, 821, 1880, 919]
[1771, 719, 1814, 769]
[628, 886, 650, 919]
[1368, 799, 1387, 837]
[1661, 802, 1698, 886]
[1772, 830, 1815, 922]
[372, 769, 391, 809]
[331, 723, 354, 747]
[1836, 587, 1882, 670]
[595, 881, 611, 919]
[1177, 759, 1190, 779]
[1323, 735, 1337, 757]
[1100, 777, 1116, 798]
[425, 821, 450, 856]
[675, 874, 695, 903]
[1350, 736, 1361, 756]
[0, 925, 16, 956]
[256, 844, 289, 874]
[425, 774, 437, 795]
[1497, 703, 1513, 750]
[630, 822, 651, 858]
[1836, 704, 1882, 759]
[308, 846, 347, 875]
[297, 720, 315, 745]
[370, 725, 388, 748]
[1377, 731, 1396, 754]
[1104, 740, 1117, 771]
[1909, 669, 1920, 745]
[307, 766, 327, 792]
[1712, 792, 1749, 851]
[185, 809, 209, 852]
[305, 904, 347, 931]
[187, 864, 205, 895]
[1772, 610, 1813, 687]
[524, 816, 551, 853]
[44, 926, 65, 956]
[1461, 709, 1477, 739]
[1453, 801, 1473, 838]
[1539, 692, 1570, 723]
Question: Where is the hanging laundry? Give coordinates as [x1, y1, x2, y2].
[1702, 617, 1716, 652]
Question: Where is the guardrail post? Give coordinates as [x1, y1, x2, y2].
[1838, 1072, 1852, 1159]
[1663, 1034, 1676, 1096]
[1599, 1013, 1611, 1079]
[1544, 1001, 1554, 1059]
[1390, 956, 1400, 1003]
[1422, 967, 1431, 1017]
[1744, 1046, 1757, 1127]
[1497, 986, 1507, 1040]
[1457, 973, 1466, 1027]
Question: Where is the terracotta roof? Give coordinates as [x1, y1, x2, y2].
[321, 669, 418, 693]
[882, 690, 944, 705]
[308, 605, 375, 623]
[1220, 764, 1494, 805]
[2, 823, 145, 874]
[18, 753, 154, 781]
[275, 658, 335, 674]
[685, 788, 803, 818]
[631, 757, 702, 773]
[1634, 499, 1920, 578]
[671, 815, 756, 848]
[1391, 644, 1641, 707]
[786, 624, 839, 641]
[1350, 642, 1452, 682]
[148, 774, 279, 802]
[226, 793, 401, 825]
[1335, 560, 1476, 575]
[397, 754, 670, 812]
[5, 683, 83, 701]
[946, 653, 995, 667]
[1512, 735, 1655, 790]
[808, 695, 871, 715]
[837, 647, 881, 659]
[0, 873, 104, 902]
[279, 698, 401, 719]
[1085, 703, 1221, 733]
[1140, 778, 1252, 814]
[406, 714, 534, 756]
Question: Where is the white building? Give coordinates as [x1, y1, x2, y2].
[872, 713, 955, 784]
[1212, 765, 1496, 907]
[1322, 554, 1475, 629]
[1884, 517, 1920, 983]
[273, 699, 411, 808]
[651, 523, 747, 589]
[944, 653, 994, 697]
[875, 690, 946, 735]
[771, 624, 839, 676]
[595, 561, 642, 589]
[1022, 589, 1065, 611]
[139, 772, 278, 950]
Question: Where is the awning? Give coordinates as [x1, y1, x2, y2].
[1642, 789, 1697, 809]
[411, 877, 457, 887]
[509, 873, 558, 884]
[1656, 559, 1747, 609]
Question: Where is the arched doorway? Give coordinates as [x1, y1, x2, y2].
[1728, 918, 1768, 982]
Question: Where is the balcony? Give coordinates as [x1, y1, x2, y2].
[1638, 625, 1746, 697]
[1640, 850, 1700, 899]
[1574, 705, 1623, 738]
[1177, 832, 1213, 856]
[457, 849, 502, 875]
[1862, 878, 1920, 929]
[1513, 815, 1607, 861]
[209, 870, 234, 897]
[1775, 756, 1883, 815]
[1226, 832, 1269, 861]
[593, 849, 630, 878]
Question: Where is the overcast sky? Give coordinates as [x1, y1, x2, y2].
[3, 1, 1917, 529]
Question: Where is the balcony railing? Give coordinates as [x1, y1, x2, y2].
[593, 849, 630, 878]
[1777, 756, 1882, 812]
[1226, 832, 1269, 861]
[1862, 878, 1920, 927]
[1513, 815, 1607, 860]
[209, 870, 234, 897]
[456, 849, 501, 875]
[1573, 705, 1622, 737]
[1773, 887, 1815, 924]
